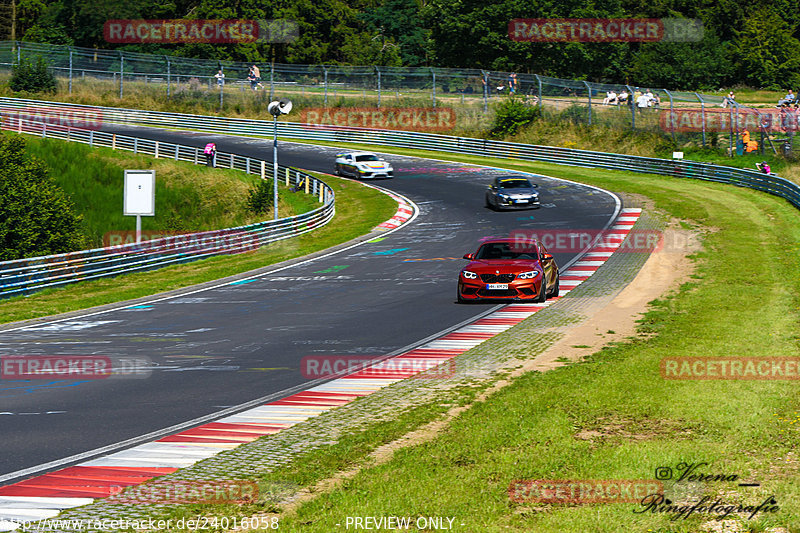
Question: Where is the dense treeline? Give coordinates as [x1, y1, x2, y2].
[11, 0, 800, 89]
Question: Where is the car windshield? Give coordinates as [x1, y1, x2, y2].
[497, 179, 532, 189]
[356, 155, 380, 162]
[475, 243, 539, 261]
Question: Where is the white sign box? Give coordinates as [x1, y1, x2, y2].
[124, 170, 155, 216]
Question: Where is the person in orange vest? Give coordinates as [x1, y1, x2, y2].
[741, 131, 758, 153]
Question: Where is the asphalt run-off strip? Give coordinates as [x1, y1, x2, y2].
[0, 208, 640, 531]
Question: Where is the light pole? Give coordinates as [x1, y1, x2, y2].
[267, 98, 292, 221]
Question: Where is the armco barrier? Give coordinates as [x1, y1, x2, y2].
[1, 97, 795, 210]
[0, 113, 335, 299]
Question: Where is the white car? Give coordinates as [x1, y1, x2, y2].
[334, 152, 393, 179]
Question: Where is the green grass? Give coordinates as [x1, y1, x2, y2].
[225, 152, 799, 531]
[0, 171, 397, 324]
[15, 134, 319, 249]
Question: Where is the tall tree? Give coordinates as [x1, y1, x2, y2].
[0, 135, 84, 260]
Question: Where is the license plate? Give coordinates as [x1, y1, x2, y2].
[486, 283, 509, 290]
[514, 199, 529, 204]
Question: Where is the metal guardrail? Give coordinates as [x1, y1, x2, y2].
[0, 113, 336, 299]
[2, 97, 797, 211]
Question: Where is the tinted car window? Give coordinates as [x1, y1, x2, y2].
[356, 155, 380, 162]
[497, 179, 532, 189]
[475, 243, 539, 260]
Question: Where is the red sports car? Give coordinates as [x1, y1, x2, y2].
[457, 238, 559, 303]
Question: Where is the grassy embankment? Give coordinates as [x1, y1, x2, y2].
[18, 135, 319, 249]
[244, 152, 800, 531]
[0, 136, 397, 324]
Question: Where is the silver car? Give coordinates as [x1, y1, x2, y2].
[485, 176, 540, 210]
[334, 151, 393, 179]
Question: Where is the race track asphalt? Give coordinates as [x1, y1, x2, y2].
[0, 126, 619, 482]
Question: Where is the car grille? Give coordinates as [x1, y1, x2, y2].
[477, 288, 518, 297]
[480, 273, 515, 283]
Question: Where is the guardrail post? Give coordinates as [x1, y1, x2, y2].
[246, 157, 250, 174]
[154, 141, 159, 158]
[626, 85, 636, 129]
[67, 126, 70, 142]
[534, 74, 542, 112]
[482, 70, 489, 112]
[431, 68, 436, 108]
[89, 130, 93, 147]
[194, 147, 198, 164]
[119, 52, 124, 99]
[663, 89, 675, 143]
[319, 184, 324, 202]
[261, 160, 265, 180]
[323, 66, 328, 107]
[42, 123, 46, 138]
[285, 167, 289, 185]
[583, 81, 592, 126]
[229, 153, 234, 169]
[174, 145, 179, 160]
[695, 92, 706, 147]
[68, 47, 73, 94]
[134, 138, 138, 154]
[165, 56, 171, 99]
[305, 176, 309, 194]
[269, 62, 275, 100]
[112, 134, 116, 150]
[376, 66, 381, 108]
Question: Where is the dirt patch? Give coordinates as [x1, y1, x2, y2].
[233, 223, 703, 530]
[524, 225, 702, 374]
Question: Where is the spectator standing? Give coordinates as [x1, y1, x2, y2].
[204, 142, 217, 167]
[247, 67, 257, 91]
[251, 64, 265, 90]
[636, 91, 650, 113]
[214, 69, 225, 87]
[508, 73, 517, 95]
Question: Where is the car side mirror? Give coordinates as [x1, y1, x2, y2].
[531, 183, 539, 188]
[542, 252, 553, 261]
[463, 253, 474, 260]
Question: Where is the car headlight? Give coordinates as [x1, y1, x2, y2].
[517, 270, 540, 279]
[462, 270, 478, 279]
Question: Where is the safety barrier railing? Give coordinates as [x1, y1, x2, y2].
[0, 113, 336, 299]
[2, 97, 797, 211]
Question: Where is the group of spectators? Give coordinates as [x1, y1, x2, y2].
[213, 65, 264, 91]
[602, 88, 660, 111]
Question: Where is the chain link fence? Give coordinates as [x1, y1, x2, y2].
[0, 41, 794, 155]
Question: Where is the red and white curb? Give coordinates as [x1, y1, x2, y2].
[0, 209, 641, 531]
[375, 193, 414, 230]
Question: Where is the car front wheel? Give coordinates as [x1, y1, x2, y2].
[536, 279, 547, 302]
